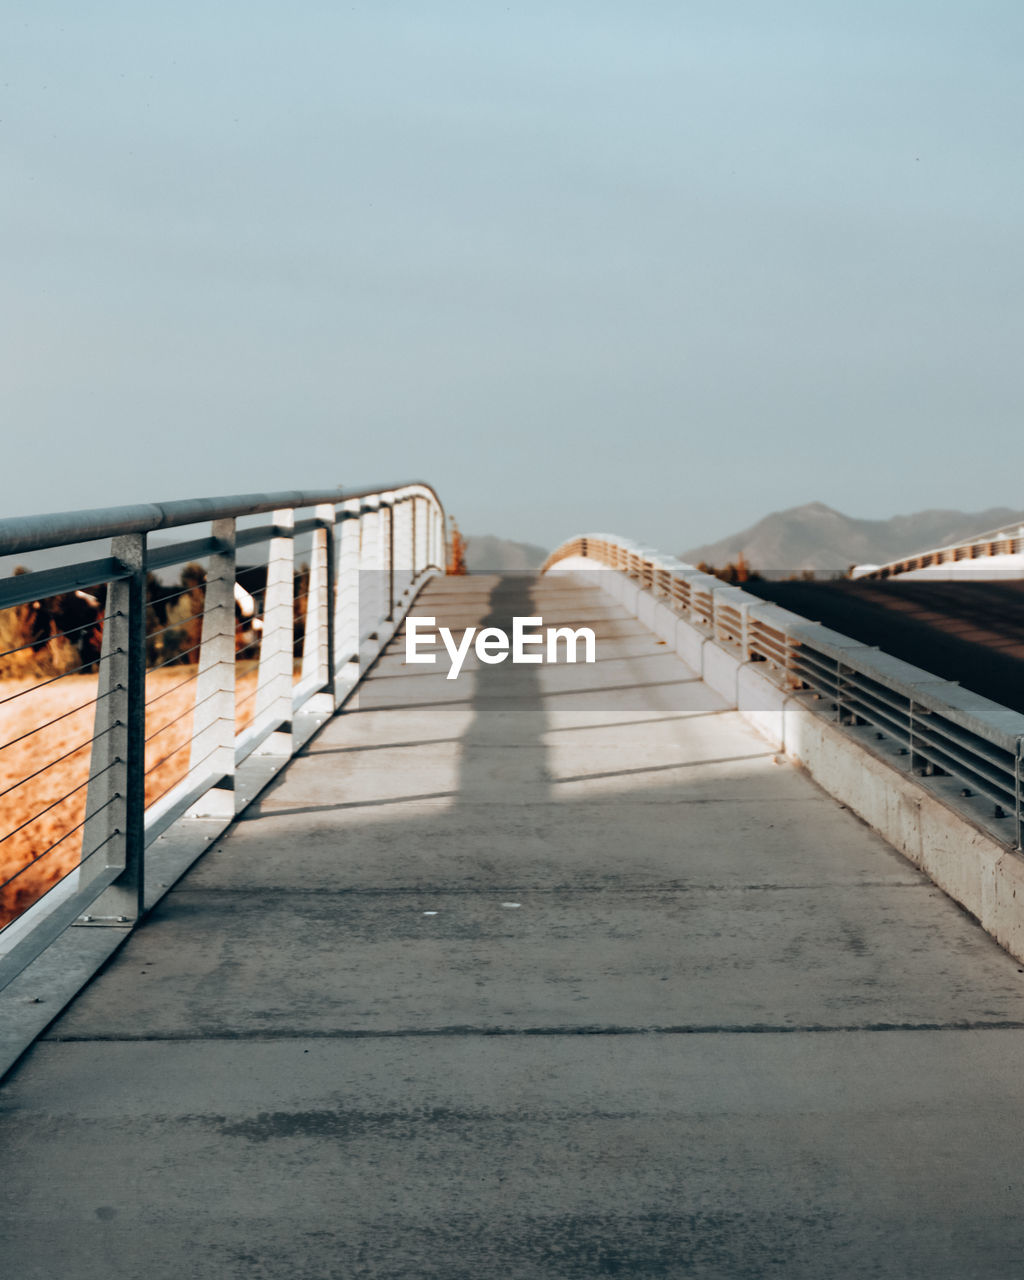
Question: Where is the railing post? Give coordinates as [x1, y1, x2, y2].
[390, 497, 404, 608]
[419, 495, 430, 572]
[384, 498, 395, 622]
[187, 517, 236, 818]
[397, 496, 413, 602]
[403, 496, 415, 598]
[324, 505, 337, 694]
[411, 495, 420, 579]
[301, 504, 335, 706]
[254, 508, 294, 755]
[334, 500, 361, 691]
[78, 532, 147, 925]
[359, 498, 381, 642]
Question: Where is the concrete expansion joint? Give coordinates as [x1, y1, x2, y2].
[40, 1020, 1024, 1044]
[165, 879, 932, 897]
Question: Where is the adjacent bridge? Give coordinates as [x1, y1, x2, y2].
[3, 494, 1024, 1278]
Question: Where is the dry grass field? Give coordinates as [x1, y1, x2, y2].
[0, 664, 259, 928]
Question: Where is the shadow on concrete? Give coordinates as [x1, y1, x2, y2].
[7, 574, 1024, 1279]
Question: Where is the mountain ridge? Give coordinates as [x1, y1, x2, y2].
[682, 503, 1024, 574]
[463, 534, 548, 571]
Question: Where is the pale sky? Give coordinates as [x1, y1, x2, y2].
[4, 2, 1022, 552]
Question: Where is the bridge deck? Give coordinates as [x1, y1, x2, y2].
[5, 574, 1024, 1278]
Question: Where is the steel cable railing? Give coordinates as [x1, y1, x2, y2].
[0, 615, 105, 664]
[0, 481, 445, 988]
[1, 800, 123, 895]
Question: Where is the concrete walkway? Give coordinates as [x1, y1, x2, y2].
[5, 574, 1024, 1278]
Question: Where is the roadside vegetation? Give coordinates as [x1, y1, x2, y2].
[0, 560, 311, 928]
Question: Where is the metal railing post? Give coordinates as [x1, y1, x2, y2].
[301, 504, 335, 702]
[187, 518, 237, 818]
[384, 499, 395, 622]
[335, 500, 361, 686]
[403, 496, 415, 597]
[411, 495, 420, 579]
[359, 498, 381, 641]
[254, 508, 295, 754]
[398, 496, 413, 602]
[390, 497, 405, 607]
[323, 504, 337, 693]
[78, 532, 147, 925]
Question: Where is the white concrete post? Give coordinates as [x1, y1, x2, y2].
[335, 499, 361, 672]
[390, 497, 404, 605]
[408, 496, 418, 584]
[432, 506, 443, 571]
[79, 533, 146, 922]
[413, 496, 425, 576]
[81, 578, 129, 896]
[359, 499, 381, 642]
[187, 517, 236, 818]
[254, 508, 294, 752]
[380, 496, 395, 622]
[302, 504, 334, 694]
[395, 496, 413, 602]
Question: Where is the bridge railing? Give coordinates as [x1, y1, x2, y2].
[545, 534, 1024, 850]
[852, 521, 1024, 579]
[0, 483, 445, 989]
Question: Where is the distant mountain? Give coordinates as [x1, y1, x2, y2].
[463, 534, 548, 571]
[682, 503, 1024, 575]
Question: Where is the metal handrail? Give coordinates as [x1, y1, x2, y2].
[545, 533, 1024, 849]
[851, 518, 1024, 580]
[0, 481, 444, 556]
[0, 482, 446, 988]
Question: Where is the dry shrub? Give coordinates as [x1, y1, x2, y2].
[0, 571, 104, 681]
[0, 663, 262, 928]
[0, 603, 78, 680]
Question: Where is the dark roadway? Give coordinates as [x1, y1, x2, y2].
[744, 578, 1024, 713]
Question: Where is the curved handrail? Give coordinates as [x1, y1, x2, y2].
[851, 518, 1024, 580]
[0, 480, 447, 990]
[0, 481, 446, 557]
[542, 532, 685, 576]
